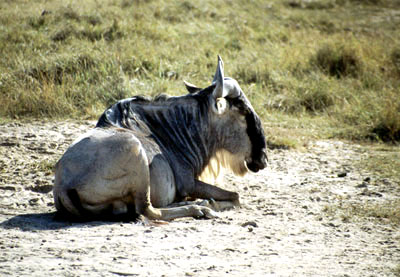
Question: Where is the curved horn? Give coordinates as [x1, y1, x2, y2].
[223, 78, 241, 98]
[212, 55, 226, 99]
[212, 55, 224, 84]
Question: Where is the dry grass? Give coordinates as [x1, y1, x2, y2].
[357, 144, 400, 181]
[0, 0, 399, 143]
[324, 199, 400, 226]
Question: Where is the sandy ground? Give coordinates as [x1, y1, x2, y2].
[0, 120, 399, 276]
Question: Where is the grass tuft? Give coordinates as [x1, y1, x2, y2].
[391, 48, 400, 77]
[311, 43, 363, 78]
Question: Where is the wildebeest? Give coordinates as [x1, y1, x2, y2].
[53, 56, 268, 221]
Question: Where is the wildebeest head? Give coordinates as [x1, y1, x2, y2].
[186, 56, 268, 176]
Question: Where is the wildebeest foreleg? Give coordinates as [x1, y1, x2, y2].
[189, 180, 241, 209]
[143, 204, 218, 220]
[168, 199, 237, 212]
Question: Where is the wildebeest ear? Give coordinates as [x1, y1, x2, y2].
[212, 55, 227, 99]
[183, 80, 202, 94]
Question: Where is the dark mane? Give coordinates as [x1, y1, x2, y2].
[96, 86, 214, 128]
[95, 85, 218, 194]
[129, 93, 174, 103]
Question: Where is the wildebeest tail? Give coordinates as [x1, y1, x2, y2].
[54, 188, 88, 219]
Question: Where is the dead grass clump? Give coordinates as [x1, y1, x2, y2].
[391, 48, 400, 77]
[24, 54, 98, 85]
[51, 26, 75, 42]
[234, 67, 271, 86]
[28, 16, 46, 29]
[337, 88, 400, 142]
[371, 94, 400, 142]
[266, 73, 337, 114]
[61, 7, 81, 21]
[324, 199, 400, 226]
[341, 0, 383, 5]
[311, 43, 363, 78]
[53, 20, 123, 42]
[297, 88, 335, 113]
[286, 0, 335, 9]
[80, 20, 123, 42]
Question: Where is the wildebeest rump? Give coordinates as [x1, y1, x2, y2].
[53, 56, 268, 221]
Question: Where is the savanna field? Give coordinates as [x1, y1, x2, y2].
[0, 0, 399, 135]
[1, 0, 400, 275]
[1, 0, 399, 176]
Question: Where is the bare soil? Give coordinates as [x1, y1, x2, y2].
[0, 120, 399, 276]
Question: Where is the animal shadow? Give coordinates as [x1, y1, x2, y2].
[0, 211, 141, 231]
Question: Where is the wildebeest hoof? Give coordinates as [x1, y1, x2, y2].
[201, 207, 219, 219]
[233, 199, 241, 208]
[199, 199, 240, 212]
[191, 205, 219, 219]
[199, 199, 220, 211]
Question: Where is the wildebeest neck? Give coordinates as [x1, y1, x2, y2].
[96, 94, 216, 178]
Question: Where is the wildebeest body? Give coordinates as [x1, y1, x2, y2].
[53, 56, 268, 221]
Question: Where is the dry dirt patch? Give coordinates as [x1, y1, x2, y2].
[0, 121, 399, 276]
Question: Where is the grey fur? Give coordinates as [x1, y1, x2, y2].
[53, 56, 268, 221]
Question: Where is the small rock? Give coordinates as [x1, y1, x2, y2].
[371, 191, 383, 197]
[28, 184, 53, 193]
[359, 189, 383, 197]
[337, 172, 347, 178]
[0, 186, 16, 191]
[29, 198, 39, 206]
[364, 177, 371, 182]
[0, 141, 19, 147]
[327, 222, 340, 228]
[241, 221, 258, 228]
[24, 133, 36, 138]
[356, 182, 368, 189]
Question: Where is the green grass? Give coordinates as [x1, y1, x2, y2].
[357, 144, 400, 181]
[394, 264, 400, 277]
[0, 0, 399, 143]
[323, 199, 400, 226]
[322, 198, 399, 257]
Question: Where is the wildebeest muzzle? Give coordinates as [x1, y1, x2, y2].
[246, 148, 268, 173]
